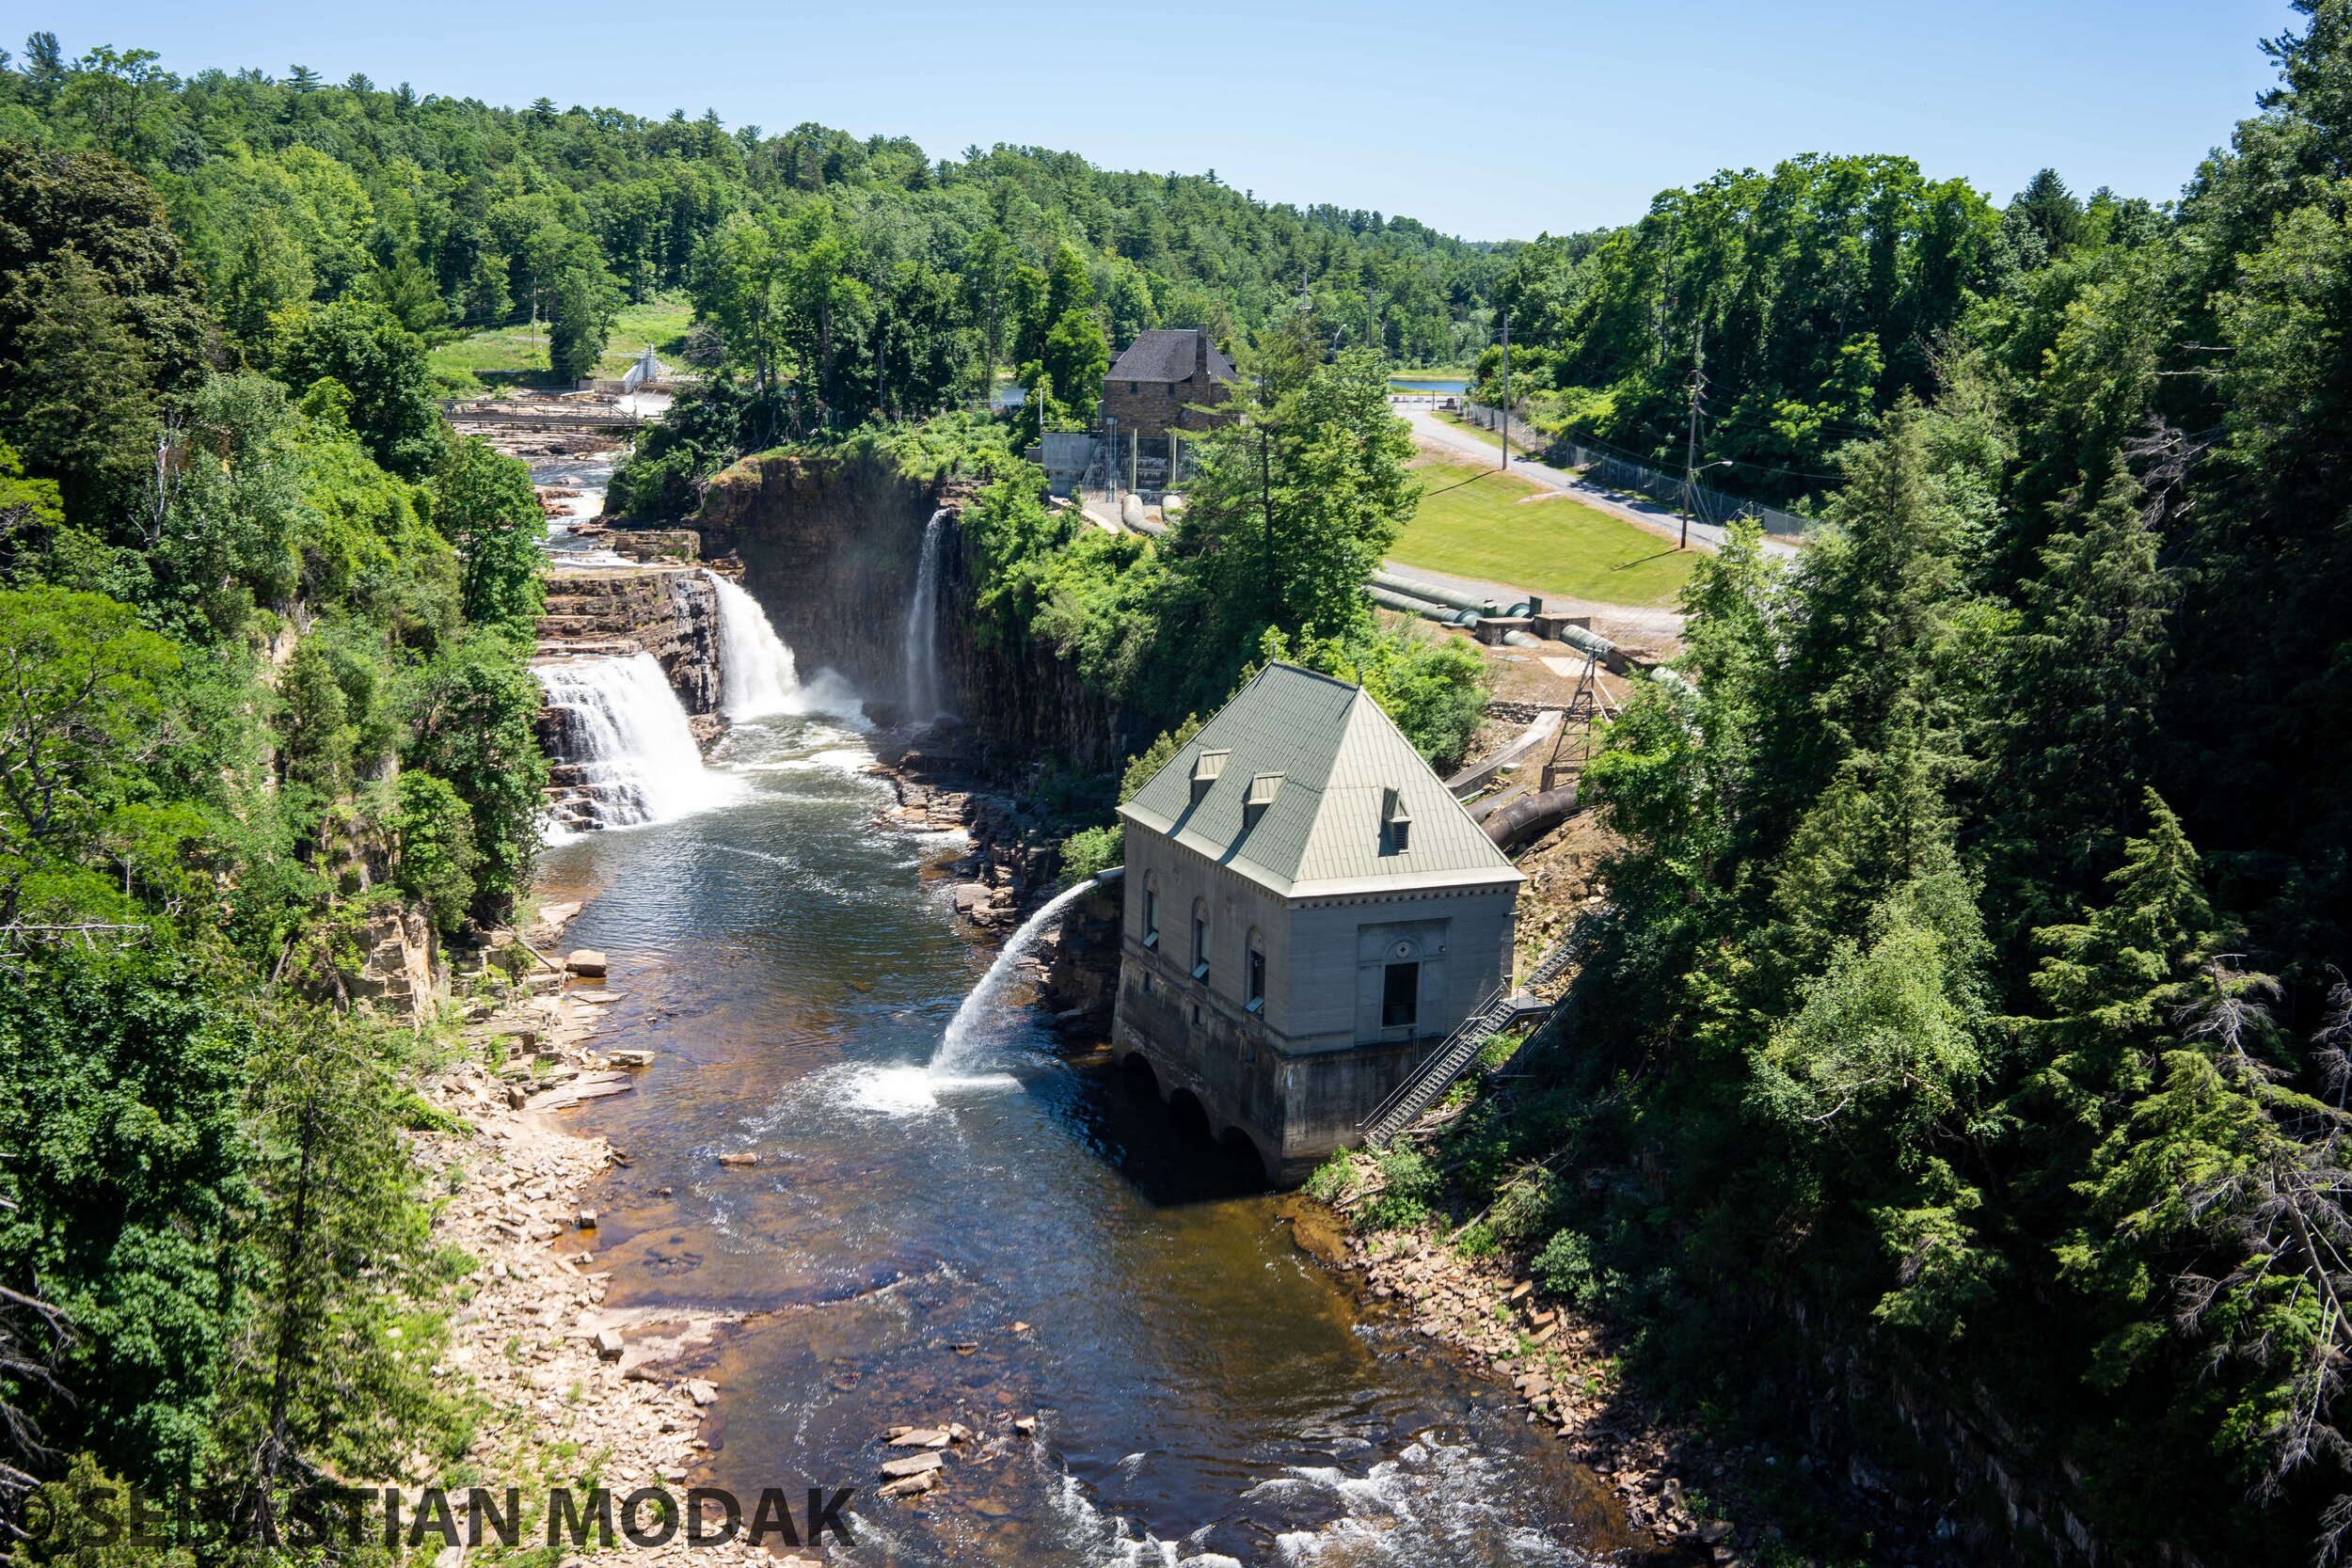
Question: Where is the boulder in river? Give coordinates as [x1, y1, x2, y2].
[564, 950, 608, 977]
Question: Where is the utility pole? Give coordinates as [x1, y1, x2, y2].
[1499, 308, 1510, 472]
[1680, 320, 1707, 551]
[1260, 364, 1278, 628]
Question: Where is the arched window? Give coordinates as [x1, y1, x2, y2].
[1246, 927, 1266, 1014]
[1141, 872, 1160, 950]
[1190, 898, 1210, 984]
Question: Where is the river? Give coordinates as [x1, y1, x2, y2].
[526, 447, 1618, 1566]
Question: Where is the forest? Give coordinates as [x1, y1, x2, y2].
[6, 3, 2352, 1562]
[1378, 3, 2352, 1562]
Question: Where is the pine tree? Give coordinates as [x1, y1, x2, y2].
[2, 250, 159, 524]
[1981, 460, 2172, 948]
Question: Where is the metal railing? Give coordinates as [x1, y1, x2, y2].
[1359, 978, 1563, 1148]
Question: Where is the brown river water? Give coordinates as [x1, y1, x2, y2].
[529, 455, 1621, 1566]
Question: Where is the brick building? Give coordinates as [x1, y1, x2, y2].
[1100, 328, 1239, 440]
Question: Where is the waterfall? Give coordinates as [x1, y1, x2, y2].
[931, 879, 1097, 1072]
[902, 509, 950, 724]
[708, 571, 868, 724]
[535, 654, 738, 832]
[709, 573, 803, 719]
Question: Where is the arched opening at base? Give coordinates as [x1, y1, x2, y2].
[1216, 1124, 1268, 1182]
[1119, 1051, 1160, 1099]
[1166, 1086, 1214, 1143]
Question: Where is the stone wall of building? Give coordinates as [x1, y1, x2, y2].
[1101, 371, 1232, 440]
[1109, 820, 1518, 1184]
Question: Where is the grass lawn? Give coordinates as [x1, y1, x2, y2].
[1392, 461, 1696, 608]
[428, 295, 694, 392]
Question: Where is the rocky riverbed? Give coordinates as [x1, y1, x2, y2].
[405, 907, 791, 1563]
[1302, 1160, 1761, 1566]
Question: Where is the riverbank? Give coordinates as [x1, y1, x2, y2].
[412, 912, 811, 1563]
[1302, 1158, 1748, 1565]
[412, 740, 1089, 1558]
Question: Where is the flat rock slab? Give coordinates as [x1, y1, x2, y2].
[564, 950, 608, 977]
[526, 1072, 636, 1112]
[880, 1451, 944, 1479]
[888, 1429, 952, 1449]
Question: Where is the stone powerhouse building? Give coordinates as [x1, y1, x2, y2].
[1113, 662, 1523, 1182]
[1100, 327, 1238, 439]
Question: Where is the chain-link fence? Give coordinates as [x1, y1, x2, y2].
[1460, 403, 1815, 539]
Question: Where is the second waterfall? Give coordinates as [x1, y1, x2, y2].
[902, 508, 951, 725]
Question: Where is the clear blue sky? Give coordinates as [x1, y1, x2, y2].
[2, 0, 2302, 239]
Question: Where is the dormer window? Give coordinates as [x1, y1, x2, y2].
[1243, 772, 1284, 831]
[1189, 749, 1229, 808]
[1381, 786, 1413, 855]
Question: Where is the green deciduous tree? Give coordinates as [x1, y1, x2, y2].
[274, 302, 444, 479]
[0, 586, 183, 929]
[403, 633, 547, 924]
[0, 950, 252, 1488]
[383, 772, 475, 938]
[430, 436, 545, 634]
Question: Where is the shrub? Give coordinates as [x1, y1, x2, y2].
[1533, 1227, 1603, 1309]
[1304, 1149, 1359, 1204]
[1362, 1148, 1442, 1231]
[1058, 823, 1123, 886]
[1492, 1164, 1564, 1245]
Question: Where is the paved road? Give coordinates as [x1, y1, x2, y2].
[1401, 405, 1800, 561]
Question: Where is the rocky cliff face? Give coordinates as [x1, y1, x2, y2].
[695, 451, 1125, 769]
[533, 565, 729, 826]
[695, 452, 936, 702]
[536, 565, 724, 716]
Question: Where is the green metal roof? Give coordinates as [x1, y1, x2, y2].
[1119, 662, 1523, 898]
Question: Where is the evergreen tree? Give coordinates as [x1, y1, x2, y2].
[2, 251, 159, 521]
[1981, 461, 2172, 945]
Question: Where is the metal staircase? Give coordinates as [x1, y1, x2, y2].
[1356, 912, 1605, 1149]
[1359, 982, 1550, 1149]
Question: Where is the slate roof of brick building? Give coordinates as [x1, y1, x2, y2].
[1106, 329, 1239, 385]
[1119, 662, 1522, 899]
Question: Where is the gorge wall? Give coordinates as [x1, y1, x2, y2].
[536, 565, 724, 719]
[694, 451, 1126, 770]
